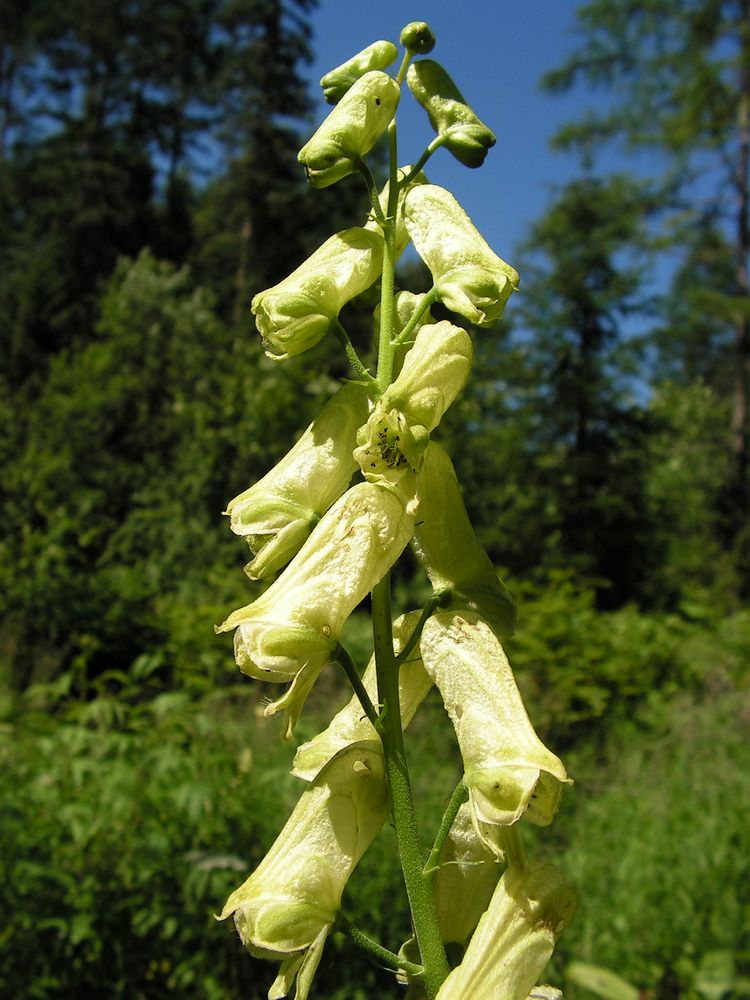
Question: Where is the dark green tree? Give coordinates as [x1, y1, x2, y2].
[543, 0, 750, 563]
[513, 175, 658, 605]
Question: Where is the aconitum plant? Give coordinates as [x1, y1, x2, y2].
[217, 21, 576, 1000]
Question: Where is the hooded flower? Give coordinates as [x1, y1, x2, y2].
[412, 442, 515, 637]
[251, 228, 383, 360]
[292, 611, 432, 781]
[217, 483, 413, 737]
[320, 40, 398, 103]
[435, 864, 576, 999]
[433, 802, 501, 947]
[353, 321, 473, 500]
[407, 59, 496, 167]
[404, 184, 519, 327]
[298, 71, 400, 187]
[218, 741, 389, 1000]
[226, 383, 370, 579]
[420, 612, 570, 848]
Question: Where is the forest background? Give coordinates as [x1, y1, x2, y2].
[1, 1, 749, 998]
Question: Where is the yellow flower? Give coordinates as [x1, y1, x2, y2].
[298, 71, 400, 187]
[251, 228, 382, 360]
[404, 184, 519, 327]
[218, 742, 389, 1000]
[435, 864, 576, 999]
[420, 612, 570, 845]
[320, 40, 398, 103]
[412, 442, 515, 637]
[354, 321, 472, 500]
[407, 59, 495, 167]
[433, 802, 501, 947]
[217, 483, 413, 737]
[226, 384, 370, 579]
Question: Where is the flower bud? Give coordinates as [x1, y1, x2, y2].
[400, 21, 436, 54]
[321, 40, 398, 103]
[420, 612, 570, 844]
[251, 228, 383, 360]
[226, 383, 370, 579]
[404, 184, 520, 327]
[407, 60, 496, 167]
[412, 442, 515, 637]
[435, 864, 576, 999]
[298, 71, 400, 188]
[218, 742, 389, 1000]
[217, 483, 413, 736]
[364, 164, 427, 258]
[433, 802, 501, 947]
[292, 611, 432, 780]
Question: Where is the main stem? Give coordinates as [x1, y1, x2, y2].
[371, 115, 449, 997]
[372, 575, 449, 998]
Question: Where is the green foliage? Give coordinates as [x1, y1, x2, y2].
[0, 667, 459, 1000]
[545, 685, 750, 999]
[0, 676, 298, 999]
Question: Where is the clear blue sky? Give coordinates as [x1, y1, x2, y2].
[303, 1, 600, 265]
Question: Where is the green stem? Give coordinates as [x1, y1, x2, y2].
[336, 913, 424, 977]
[400, 134, 450, 186]
[331, 319, 377, 385]
[395, 50, 413, 86]
[372, 574, 450, 999]
[394, 591, 445, 667]
[393, 286, 439, 346]
[376, 120, 400, 391]
[423, 779, 469, 876]
[357, 158, 386, 224]
[334, 643, 378, 728]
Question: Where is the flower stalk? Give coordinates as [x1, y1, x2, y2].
[216, 20, 573, 1000]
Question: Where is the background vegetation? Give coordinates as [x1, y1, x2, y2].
[1, 1, 749, 997]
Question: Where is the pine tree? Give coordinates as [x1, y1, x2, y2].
[543, 0, 750, 565]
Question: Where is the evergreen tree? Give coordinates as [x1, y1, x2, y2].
[515, 175, 658, 605]
[543, 0, 750, 565]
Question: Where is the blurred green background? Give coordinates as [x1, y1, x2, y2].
[1, 1, 749, 998]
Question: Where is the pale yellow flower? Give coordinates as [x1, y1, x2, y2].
[407, 59, 495, 167]
[218, 742, 389, 1000]
[404, 184, 519, 327]
[412, 442, 515, 637]
[435, 864, 576, 999]
[226, 383, 370, 579]
[420, 612, 570, 847]
[298, 71, 400, 187]
[321, 41, 398, 103]
[251, 228, 382, 360]
[217, 483, 413, 737]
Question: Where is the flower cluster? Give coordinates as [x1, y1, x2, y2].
[216, 21, 573, 1000]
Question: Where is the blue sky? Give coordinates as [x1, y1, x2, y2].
[303, 1, 603, 265]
